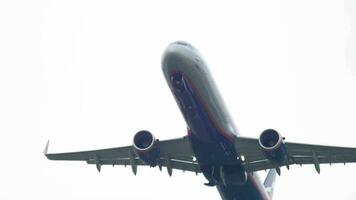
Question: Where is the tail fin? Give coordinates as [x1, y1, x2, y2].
[264, 169, 277, 199]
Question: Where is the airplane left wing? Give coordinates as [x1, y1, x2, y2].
[45, 136, 200, 175]
[234, 136, 356, 174]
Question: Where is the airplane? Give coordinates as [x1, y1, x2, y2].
[45, 41, 356, 200]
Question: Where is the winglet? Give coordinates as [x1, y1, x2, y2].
[43, 140, 50, 155]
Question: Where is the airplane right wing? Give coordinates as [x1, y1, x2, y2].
[45, 135, 200, 175]
[234, 136, 356, 174]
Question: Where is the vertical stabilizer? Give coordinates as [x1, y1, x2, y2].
[264, 169, 277, 199]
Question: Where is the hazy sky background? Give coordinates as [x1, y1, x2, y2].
[0, 0, 355, 199]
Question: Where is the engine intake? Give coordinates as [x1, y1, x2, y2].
[133, 130, 160, 166]
[258, 129, 287, 164]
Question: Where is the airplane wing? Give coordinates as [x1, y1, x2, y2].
[45, 136, 200, 175]
[234, 137, 356, 174]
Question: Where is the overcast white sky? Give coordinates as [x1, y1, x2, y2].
[0, 0, 356, 199]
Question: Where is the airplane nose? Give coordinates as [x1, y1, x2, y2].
[161, 41, 195, 74]
[170, 41, 194, 50]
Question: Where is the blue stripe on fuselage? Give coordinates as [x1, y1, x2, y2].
[169, 71, 238, 165]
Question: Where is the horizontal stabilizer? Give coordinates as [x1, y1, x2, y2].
[264, 169, 277, 199]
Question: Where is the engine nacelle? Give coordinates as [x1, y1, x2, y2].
[133, 130, 160, 166]
[219, 165, 248, 186]
[258, 129, 287, 164]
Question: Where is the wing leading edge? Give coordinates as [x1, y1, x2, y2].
[45, 136, 200, 175]
[234, 136, 356, 174]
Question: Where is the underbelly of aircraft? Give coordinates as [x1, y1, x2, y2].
[170, 72, 269, 200]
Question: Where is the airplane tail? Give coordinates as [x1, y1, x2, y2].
[264, 169, 277, 199]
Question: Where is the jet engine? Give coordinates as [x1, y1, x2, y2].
[133, 130, 160, 166]
[258, 129, 287, 164]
